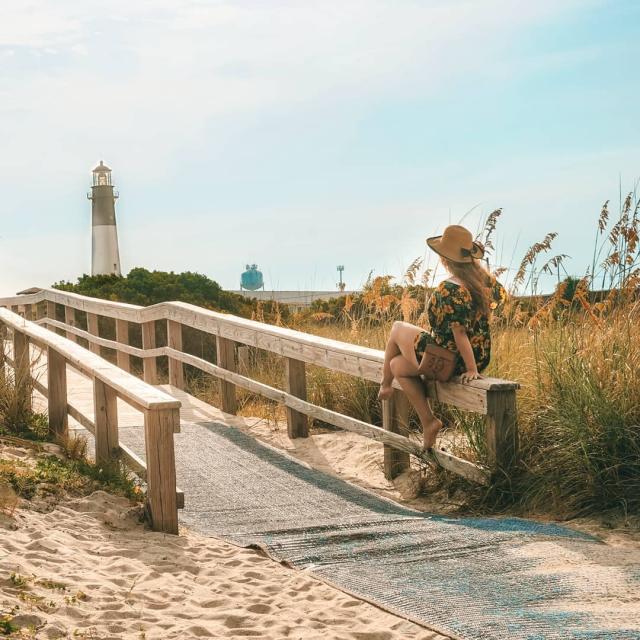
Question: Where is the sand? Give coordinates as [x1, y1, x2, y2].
[0, 443, 446, 640]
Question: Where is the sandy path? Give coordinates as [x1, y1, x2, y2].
[1, 487, 446, 640]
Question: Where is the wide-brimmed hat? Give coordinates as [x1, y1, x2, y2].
[426, 225, 485, 263]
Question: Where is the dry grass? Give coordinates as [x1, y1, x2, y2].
[185, 193, 640, 520]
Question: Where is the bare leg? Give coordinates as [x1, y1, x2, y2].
[378, 321, 422, 400]
[390, 354, 442, 449]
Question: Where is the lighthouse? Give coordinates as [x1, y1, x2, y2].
[88, 161, 122, 276]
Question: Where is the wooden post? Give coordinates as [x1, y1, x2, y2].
[142, 321, 157, 384]
[93, 378, 119, 465]
[144, 408, 179, 534]
[64, 306, 78, 342]
[46, 301, 57, 327]
[167, 320, 184, 389]
[485, 389, 518, 471]
[216, 337, 237, 415]
[47, 347, 68, 440]
[115, 319, 131, 372]
[23, 304, 33, 321]
[382, 391, 411, 480]
[86, 312, 101, 355]
[13, 330, 31, 413]
[0, 323, 6, 385]
[285, 358, 308, 438]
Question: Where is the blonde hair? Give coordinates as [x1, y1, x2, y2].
[442, 257, 492, 316]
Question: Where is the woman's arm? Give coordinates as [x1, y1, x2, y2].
[451, 324, 482, 383]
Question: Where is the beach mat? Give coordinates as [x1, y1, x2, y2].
[116, 421, 640, 640]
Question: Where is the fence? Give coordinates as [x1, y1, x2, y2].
[0, 306, 182, 534]
[1, 288, 520, 488]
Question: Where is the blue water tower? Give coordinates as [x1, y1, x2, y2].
[240, 264, 264, 291]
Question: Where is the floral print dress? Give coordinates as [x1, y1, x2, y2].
[414, 276, 507, 376]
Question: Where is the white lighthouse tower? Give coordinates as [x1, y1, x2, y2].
[88, 161, 122, 276]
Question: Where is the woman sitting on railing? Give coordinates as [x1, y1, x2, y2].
[378, 225, 506, 451]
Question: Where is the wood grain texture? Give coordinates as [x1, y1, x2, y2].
[141, 320, 157, 384]
[285, 358, 308, 438]
[64, 306, 77, 343]
[0, 309, 179, 412]
[93, 378, 119, 465]
[166, 348, 489, 484]
[115, 319, 131, 372]
[144, 408, 179, 534]
[13, 329, 31, 412]
[86, 312, 101, 355]
[382, 391, 411, 480]
[47, 347, 68, 440]
[167, 320, 184, 389]
[485, 389, 519, 471]
[216, 336, 237, 415]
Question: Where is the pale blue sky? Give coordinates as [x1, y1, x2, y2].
[1, 0, 638, 295]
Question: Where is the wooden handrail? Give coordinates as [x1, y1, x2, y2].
[1, 288, 520, 484]
[0, 307, 182, 533]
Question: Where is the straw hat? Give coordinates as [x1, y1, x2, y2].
[426, 225, 485, 264]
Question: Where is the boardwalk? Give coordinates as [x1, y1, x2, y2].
[30, 363, 640, 640]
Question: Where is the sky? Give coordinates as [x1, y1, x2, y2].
[1, 0, 638, 295]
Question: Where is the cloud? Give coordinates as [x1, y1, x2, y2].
[1, 0, 594, 183]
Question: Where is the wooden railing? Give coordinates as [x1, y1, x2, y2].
[0, 306, 182, 534]
[1, 288, 520, 486]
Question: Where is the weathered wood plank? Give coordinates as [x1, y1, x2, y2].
[167, 320, 184, 389]
[285, 358, 308, 438]
[47, 347, 68, 440]
[485, 389, 519, 471]
[93, 378, 119, 465]
[115, 319, 131, 372]
[144, 409, 179, 534]
[216, 336, 237, 415]
[13, 329, 31, 413]
[0, 309, 180, 412]
[142, 321, 157, 384]
[86, 312, 101, 356]
[64, 306, 78, 343]
[38, 318, 160, 358]
[383, 391, 411, 480]
[167, 348, 489, 484]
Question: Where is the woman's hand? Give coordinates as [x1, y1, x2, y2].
[460, 370, 483, 384]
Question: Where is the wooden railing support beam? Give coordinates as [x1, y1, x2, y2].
[485, 389, 518, 471]
[216, 336, 237, 415]
[0, 323, 6, 385]
[285, 358, 308, 438]
[142, 321, 157, 384]
[382, 391, 411, 480]
[13, 330, 31, 413]
[167, 320, 184, 389]
[94, 378, 119, 465]
[144, 408, 179, 534]
[115, 319, 131, 372]
[47, 347, 68, 440]
[64, 306, 77, 343]
[86, 312, 101, 355]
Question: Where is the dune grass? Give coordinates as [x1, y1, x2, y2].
[196, 193, 640, 521]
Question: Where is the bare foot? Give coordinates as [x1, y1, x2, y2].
[378, 383, 394, 401]
[421, 417, 443, 450]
